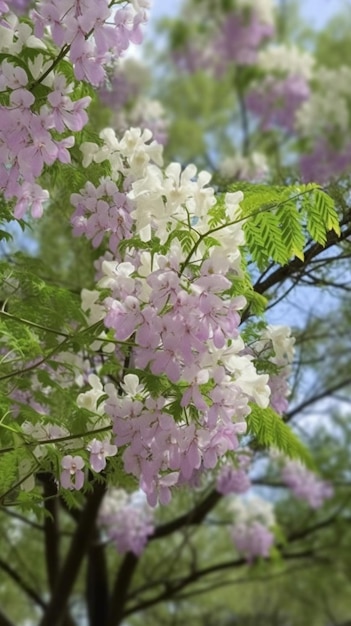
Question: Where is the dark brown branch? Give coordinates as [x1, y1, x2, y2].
[122, 505, 342, 619]
[107, 553, 138, 626]
[87, 528, 109, 626]
[151, 489, 222, 541]
[106, 490, 222, 625]
[39, 481, 105, 626]
[254, 217, 351, 296]
[286, 377, 351, 421]
[41, 474, 60, 592]
[123, 549, 315, 618]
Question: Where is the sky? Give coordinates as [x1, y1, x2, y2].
[148, 0, 346, 29]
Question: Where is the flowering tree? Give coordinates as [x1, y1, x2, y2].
[0, 1, 351, 625]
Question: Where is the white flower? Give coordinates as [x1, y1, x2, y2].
[0, 13, 17, 51]
[262, 325, 295, 365]
[258, 44, 315, 80]
[295, 67, 351, 136]
[80, 142, 100, 168]
[119, 127, 163, 176]
[229, 495, 275, 526]
[98, 261, 136, 293]
[120, 374, 145, 397]
[81, 289, 104, 324]
[77, 374, 105, 414]
[225, 354, 271, 408]
[12, 23, 47, 54]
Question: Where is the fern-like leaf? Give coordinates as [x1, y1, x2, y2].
[246, 404, 314, 469]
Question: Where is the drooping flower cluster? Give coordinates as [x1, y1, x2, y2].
[228, 495, 275, 562]
[31, 0, 149, 85]
[246, 45, 313, 133]
[216, 451, 252, 495]
[282, 459, 333, 509]
[172, 0, 274, 75]
[99, 489, 155, 556]
[0, 2, 148, 219]
[253, 325, 295, 415]
[70, 127, 272, 505]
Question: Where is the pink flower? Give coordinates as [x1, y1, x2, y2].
[87, 438, 118, 473]
[231, 521, 274, 562]
[13, 182, 49, 219]
[216, 464, 251, 495]
[60, 455, 85, 490]
[282, 460, 333, 509]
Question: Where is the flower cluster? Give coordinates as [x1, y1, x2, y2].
[216, 452, 251, 495]
[296, 66, 351, 182]
[253, 325, 295, 415]
[246, 45, 313, 132]
[219, 151, 269, 182]
[99, 489, 155, 556]
[228, 495, 275, 562]
[0, 2, 148, 219]
[31, 0, 149, 85]
[172, 0, 274, 75]
[282, 460, 333, 509]
[70, 127, 273, 505]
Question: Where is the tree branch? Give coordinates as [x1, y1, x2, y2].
[0, 558, 46, 610]
[39, 481, 105, 626]
[151, 490, 222, 541]
[254, 217, 351, 296]
[107, 552, 138, 626]
[41, 473, 60, 592]
[123, 549, 315, 618]
[87, 528, 109, 626]
[285, 377, 351, 421]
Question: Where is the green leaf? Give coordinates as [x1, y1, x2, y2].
[276, 202, 305, 261]
[246, 404, 314, 469]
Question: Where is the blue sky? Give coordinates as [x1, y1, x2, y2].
[149, 0, 346, 29]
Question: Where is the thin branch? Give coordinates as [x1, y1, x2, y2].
[286, 377, 351, 421]
[0, 557, 46, 610]
[253, 217, 351, 296]
[0, 507, 44, 531]
[123, 548, 316, 618]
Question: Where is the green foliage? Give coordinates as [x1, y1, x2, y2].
[229, 182, 340, 269]
[246, 404, 314, 469]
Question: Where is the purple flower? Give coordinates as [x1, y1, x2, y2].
[282, 460, 333, 509]
[60, 455, 85, 490]
[99, 490, 154, 556]
[216, 464, 251, 495]
[213, 11, 274, 72]
[246, 74, 310, 132]
[87, 438, 118, 473]
[300, 138, 351, 184]
[231, 521, 274, 562]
